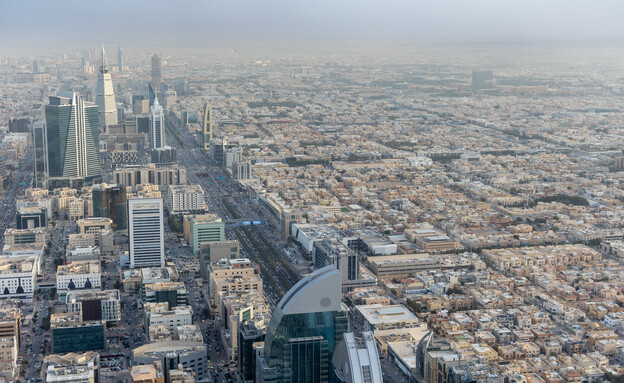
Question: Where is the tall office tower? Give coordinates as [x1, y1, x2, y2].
[149, 97, 166, 150]
[32, 60, 39, 73]
[45, 93, 101, 189]
[151, 54, 162, 92]
[148, 82, 156, 108]
[32, 121, 48, 188]
[202, 102, 212, 150]
[92, 183, 127, 230]
[128, 198, 165, 268]
[471, 70, 494, 92]
[117, 46, 123, 72]
[331, 332, 383, 383]
[95, 46, 118, 127]
[257, 266, 348, 383]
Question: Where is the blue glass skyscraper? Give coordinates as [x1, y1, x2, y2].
[257, 266, 348, 383]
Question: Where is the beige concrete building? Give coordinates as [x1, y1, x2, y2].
[77, 217, 113, 244]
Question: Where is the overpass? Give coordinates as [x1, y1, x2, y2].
[224, 218, 268, 228]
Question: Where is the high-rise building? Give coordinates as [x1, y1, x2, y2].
[32, 121, 48, 188]
[92, 183, 127, 230]
[118, 46, 124, 72]
[45, 93, 101, 189]
[150, 97, 166, 150]
[256, 266, 348, 383]
[128, 198, 165, 268]
[331, 332, 383, 383]
[471, 70, 494, 92]
[96, 47, 118, 127]
[202, 103, 212, 150]
[151, 55, 162, 92]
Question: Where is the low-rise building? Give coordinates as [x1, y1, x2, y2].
[354, 304, 420, 332]
[66, 289, 121, 323]
[143, 282, 188, 308]
[50, 313, 106, 354]
[45, 352, 100, 383]
[56, 260, 101, 294]
[132, 341, 207, 381]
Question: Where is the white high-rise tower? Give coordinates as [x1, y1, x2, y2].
[128, 198, 165, 268]
[95, 46, 117, 127]
[149, 96, 165, 149]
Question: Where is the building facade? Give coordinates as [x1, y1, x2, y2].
[256, 266, 348, 383]
[95, 47, 118, 127]
[45, 93, 101, 188]
[128, 198, 165, 268]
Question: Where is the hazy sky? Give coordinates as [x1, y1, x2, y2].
[1, 0, 623, 48]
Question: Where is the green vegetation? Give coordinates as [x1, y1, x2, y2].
[406, 299, 422, 314]
[168, 215, 183, 232]
[41, 311, 52, 330]
[221, 197, 241, 219]
[427, 153, 461, 162]
[531, 194, 589, 207]
[446, 285, 463, 295]
[247, 100, 300, 108]
[284, 157, 331, 167]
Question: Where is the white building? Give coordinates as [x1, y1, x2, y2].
[45, 352, 100, 383]
[332, 332, 383, 383]
[56, 260, 101, 292]
[167, 184, 206, 215]
[66, 289, 121, 323]
[128, 198, 165, 268]
[144, 303, 193, 339]
[0, 258, 37, 299]
[95, 46, 117, 127]
[66, 246, 100, 262]
[149, 97, 165, 150]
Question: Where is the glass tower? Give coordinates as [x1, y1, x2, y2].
[257, 266, 347, 383]
[45, 93, 101, 189]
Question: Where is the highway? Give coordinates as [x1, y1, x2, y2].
[166, 114, 301, 306]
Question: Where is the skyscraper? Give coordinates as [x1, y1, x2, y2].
[92, 183, 127, 230]
[150, 97, 166, 150]
[45, 93, 101, 189]
[128, 198, 165, 268]
[256, 266, 348, 383]
[202, 102, 212, 150]
[95, 46, 118, 127]
[471, 70, 494, 93]
[331, 332, 383, 383]
[117, 46, 123, 72]
[151, 54, 162, 92]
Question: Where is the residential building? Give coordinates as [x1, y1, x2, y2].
[167, 185, 206, 215]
